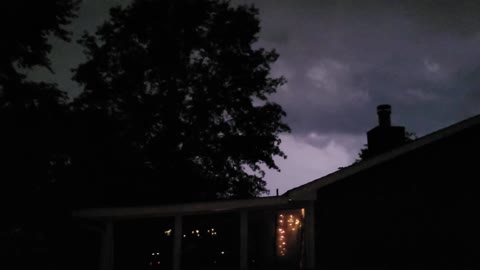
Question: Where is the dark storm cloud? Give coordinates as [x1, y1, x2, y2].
[235, 0, 480, 138]
[31, 0, 480, 137]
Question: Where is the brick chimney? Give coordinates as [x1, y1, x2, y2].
[366, 105, 405, 157]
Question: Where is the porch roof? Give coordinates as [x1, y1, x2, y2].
[73, 195, 300, 220]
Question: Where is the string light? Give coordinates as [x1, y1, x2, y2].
[276, 209, 304, 257]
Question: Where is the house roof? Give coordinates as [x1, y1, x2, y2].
[285, 113, 480, 200]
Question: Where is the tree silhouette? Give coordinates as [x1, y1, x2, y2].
[0, 0, 79, 197]
[70, 0, 290, 205]
[0, 1, 79, 270]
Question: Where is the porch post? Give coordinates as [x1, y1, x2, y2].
[100, 221, 114, 270]
[305, 202, 316, 269]
[240, 210, 248, 270]
[173, 215, 183, 270]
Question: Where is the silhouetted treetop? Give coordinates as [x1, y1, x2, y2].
[72, 0, 290, 202]
[0, 0, 79, 114]
[0, 0, 79, 74]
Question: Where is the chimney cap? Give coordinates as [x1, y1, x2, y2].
[377, 104, 391, 112]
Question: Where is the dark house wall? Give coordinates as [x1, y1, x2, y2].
[315, 124, 480, 270]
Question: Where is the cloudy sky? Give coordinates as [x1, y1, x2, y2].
[31, 0, 480, 194]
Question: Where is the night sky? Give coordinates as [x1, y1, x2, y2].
[29, 0, 480, 194]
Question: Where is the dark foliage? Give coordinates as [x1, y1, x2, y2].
[0, 0, 79, 73]
[0, 1, 80, 270]
[71, 0, 290, 205]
